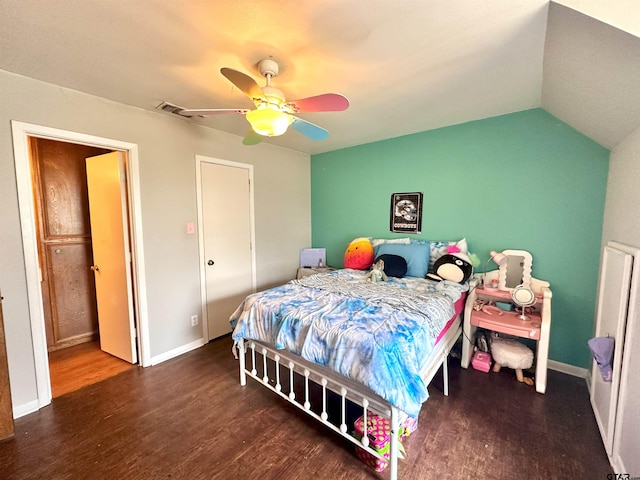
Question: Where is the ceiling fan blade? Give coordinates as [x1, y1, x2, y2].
[291, 117, 329, 141]
[242, 129, 262, 146]
[285, 93, 349, 113]
[178, 108, 249, 117]
[221, 67, 266, 101]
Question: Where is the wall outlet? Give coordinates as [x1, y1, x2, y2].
[191, 314, 199, 326]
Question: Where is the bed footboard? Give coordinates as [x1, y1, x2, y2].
[237, 338, 402, 480]
[235, 319, 461, 479]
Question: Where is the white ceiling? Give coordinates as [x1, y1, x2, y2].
[0, 1, 635, 154]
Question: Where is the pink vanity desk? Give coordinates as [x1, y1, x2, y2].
[461, 273, 552, 394]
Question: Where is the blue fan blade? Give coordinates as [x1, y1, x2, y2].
[291, 117, 329, 141]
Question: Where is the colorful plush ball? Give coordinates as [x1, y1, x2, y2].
[344, 237, 374, 270]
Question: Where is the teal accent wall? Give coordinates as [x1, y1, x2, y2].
[311, 108, 609, 368]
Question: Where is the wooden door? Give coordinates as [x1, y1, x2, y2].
[200, 161, 254, 340]
[86, 152, 137, 363]
[29, 138, 110, 350]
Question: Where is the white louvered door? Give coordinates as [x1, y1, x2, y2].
[590, 241, 640, 476]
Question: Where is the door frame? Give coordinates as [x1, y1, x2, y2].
[195, 155, 257, 340]
[11, 121, 150, 410]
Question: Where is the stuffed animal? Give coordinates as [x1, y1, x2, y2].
[426, 251, 473, 283]
[366, 259, 388, 283]
[344, 237, 375, 270]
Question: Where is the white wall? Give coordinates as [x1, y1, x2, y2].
[602, 126, 640, 247]
[600, 126, 640, 476]
[555, 0, 640, 37]
[0, 69, 311, 412]
[542, 3, 640, 150]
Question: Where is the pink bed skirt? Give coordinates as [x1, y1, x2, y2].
[435, 293, 466, 345]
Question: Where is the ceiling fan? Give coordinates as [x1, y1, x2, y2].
[174, 58, 350, 145]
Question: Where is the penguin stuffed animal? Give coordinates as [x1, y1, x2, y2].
[426, 252, 473, 284]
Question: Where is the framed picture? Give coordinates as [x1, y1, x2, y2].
[390, 192, 423, 234]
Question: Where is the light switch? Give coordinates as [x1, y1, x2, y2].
[186, 222, 195, 234]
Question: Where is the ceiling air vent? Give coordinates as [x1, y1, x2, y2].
[156, 101, 186, 116]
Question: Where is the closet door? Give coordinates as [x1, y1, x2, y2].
[199, 159, 255, 340]
[590, 245, 632, 456]
[610, 243, 640, 475]
[612, 315, 640, 475]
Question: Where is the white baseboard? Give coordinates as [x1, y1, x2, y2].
[150, 338, 206, 366]
[13, 399, 41, 419]
[548, 359, 589, 379]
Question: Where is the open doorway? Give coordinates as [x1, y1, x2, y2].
[28, 138, 136, 397]
[12, 121, 149, 412]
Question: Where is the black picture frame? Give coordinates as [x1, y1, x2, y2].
[390, 192, 423, 234]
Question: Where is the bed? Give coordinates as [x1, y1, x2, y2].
[229, 268, 468, 480]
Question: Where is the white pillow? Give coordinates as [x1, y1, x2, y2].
[371, 237, 411, 248]
[428, 238, 468, 272]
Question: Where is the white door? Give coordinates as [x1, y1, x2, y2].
[200, 161, 254, 340]
[590, 245, 632, 455]
[86, 152, 137, 363]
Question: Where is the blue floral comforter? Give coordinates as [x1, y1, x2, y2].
[229, 269, 468, 417]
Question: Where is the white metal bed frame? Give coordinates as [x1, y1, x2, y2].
[236, 318, 462, 480]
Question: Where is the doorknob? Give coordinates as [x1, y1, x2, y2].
[90, 265, 100, 272]
[207, 260, 214, 266]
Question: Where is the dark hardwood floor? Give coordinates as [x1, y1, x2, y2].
[1, 335, 612, 479]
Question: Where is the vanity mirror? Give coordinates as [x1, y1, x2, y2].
[512, 285, 536, 321]
[498, 249, 533, 291]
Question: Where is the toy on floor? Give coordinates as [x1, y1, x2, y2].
[490, 336, 534, 385]
[354, 413, 405, 472]
[472, 350, 492, 373]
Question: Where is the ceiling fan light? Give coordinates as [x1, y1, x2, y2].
[246, 108, 291, 137]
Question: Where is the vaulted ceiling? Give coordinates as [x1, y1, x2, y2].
[1, 1, 639, 154]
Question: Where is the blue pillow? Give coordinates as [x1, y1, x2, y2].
[375, 243, 430, 278]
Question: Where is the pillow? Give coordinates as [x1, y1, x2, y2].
[371, 237, 411, 249]
[375, 243, 430, 278]
[344, 237, 375, 270]
[428, 253, 473, 283]
[428, 238, 468, 273]
[374, 254, 408, 278]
